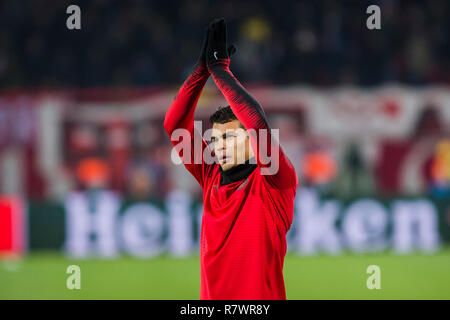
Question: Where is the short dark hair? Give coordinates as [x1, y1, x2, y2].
[209, 106, 243, 128]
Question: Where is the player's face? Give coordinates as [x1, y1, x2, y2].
[211, 120, 254, 171]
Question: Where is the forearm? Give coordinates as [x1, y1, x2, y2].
[208, 60, 269, 132]
[164, 62, 209, 135]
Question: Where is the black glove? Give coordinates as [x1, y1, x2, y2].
[205, 18, 236, 66]
[198, 26, 210, 65]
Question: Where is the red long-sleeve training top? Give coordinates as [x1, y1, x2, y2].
[164, 59, 298, 300]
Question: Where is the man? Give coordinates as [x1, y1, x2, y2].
[164, 18, 298, 300]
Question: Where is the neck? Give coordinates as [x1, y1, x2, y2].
[218, 157, 257, 185]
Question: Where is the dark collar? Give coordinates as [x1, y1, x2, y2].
[218, 157, 258, 186]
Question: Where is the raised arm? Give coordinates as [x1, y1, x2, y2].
[163, 28, 215, 187]
[206, 19, 298, 189]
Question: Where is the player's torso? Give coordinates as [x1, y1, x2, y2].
[200, 165, 294, 257]
[199, 166, 295, 299]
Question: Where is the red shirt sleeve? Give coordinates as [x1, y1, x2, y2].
[208, 59, 298, 189]
[164, 63, 215, 187]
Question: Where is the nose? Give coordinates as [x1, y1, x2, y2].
[217, 137, 225, 147]
[215, 138, 226, 153]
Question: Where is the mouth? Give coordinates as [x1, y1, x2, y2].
[218, 156, 229, 163]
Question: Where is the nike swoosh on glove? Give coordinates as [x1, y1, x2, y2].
[205, 18, 236, 66]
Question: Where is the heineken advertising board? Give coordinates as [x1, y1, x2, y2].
[18, 188, 450, 258]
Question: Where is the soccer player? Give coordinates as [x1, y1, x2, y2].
[164, 18, 298, 300]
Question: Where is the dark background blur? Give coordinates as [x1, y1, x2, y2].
[1, 0, 449, 88]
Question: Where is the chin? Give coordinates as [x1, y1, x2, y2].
[220, 163, 236, 171]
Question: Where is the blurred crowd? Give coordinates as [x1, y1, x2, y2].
[1, 0, 449, 88]
[50, 104, 448, 202]
[0, 93, 449, 201]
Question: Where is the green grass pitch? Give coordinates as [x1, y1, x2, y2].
[1, 250, 450, 299]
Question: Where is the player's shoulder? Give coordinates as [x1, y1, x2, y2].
[256, 167, 298, 192]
